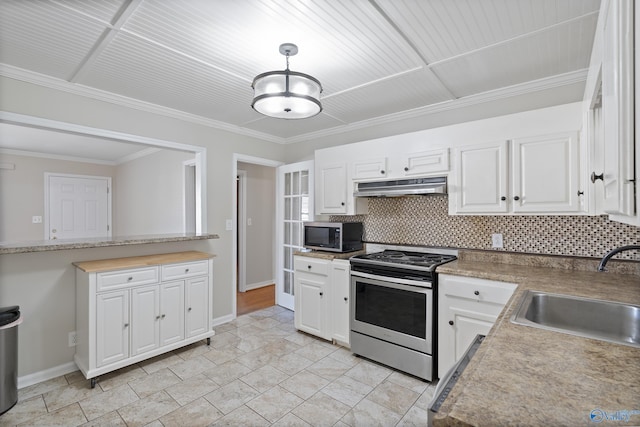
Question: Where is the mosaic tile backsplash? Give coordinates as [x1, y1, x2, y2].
[331, 196, 640, 260]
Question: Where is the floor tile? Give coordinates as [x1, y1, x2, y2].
[236, 348, 282, 370]
[64, 370, 85, 385]
[210, 332, 242, 349]
[413, 385, 437, 411]
[204, 380, 260, 414]
[78, 410, 127, 427]
[79, 383, 138, 421]
[280, 371, 330, 400]
[203, 346, 246, 365]
[128, 368, 181, 398]
[164, 373, 219, 406]
[17, 402, 86, 427]
[173, 340, 211, 360]
[253, 317, 281, 330]
[344, 359, 393, 388]
[159, 397, 223, 427]
[97, 364, 148, 392]
[245, 385, 304, 423]
[320, 375, 372, 408]
[306, 356, 351, 381]
[328, 347, 362, 368]
[168, 355, 216, 380]
[341, 398, 403, 427]
[138, 352, 183, 375]
[386, 371, 430, 394]
[270, 412, 311, 426]
[240, 365, 290, 393]
[367, 381, 420, 415]
[267, 352, 314, 375]
[0, 395, 47, 426]
[210, 405, 269, 426]
[116, 391, 179, 427]
[42, 380, 102, 412]
[203, 360, 252, 386]
[231, 324, 264, 338]
[292, 392, 351, 427]
[18, 377, 68, 401]
[294, 342, 335, 362]
[396, 404, 431, 426]
[236, 334, 276, 353]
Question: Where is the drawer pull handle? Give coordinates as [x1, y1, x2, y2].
[448, 320, 454, 326]
[319, 292, 323, 297]
[474, 290, 480, 296]
[188, 307, 192, 312]
[156, 315, 161, 320]
[307, 265, 312, 269]
[127, 277, 133, 281]
[344, 297, 348, 302]
[124, 323, 129, 328]
[380, 170, 385, 174]
[404, 167, 409, 172]
[161, 314, 166, 319]
[185, 268, 190, 273]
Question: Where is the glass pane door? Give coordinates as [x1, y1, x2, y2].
[277, 161, 314, 310]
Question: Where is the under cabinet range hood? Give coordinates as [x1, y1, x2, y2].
[353, 176, 447, 197]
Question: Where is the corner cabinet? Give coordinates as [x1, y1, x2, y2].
[74, 251, 215, 387]
[451, 132, 583, 214]
[437, 274, 516, 379]
[293, 255, 351, 346]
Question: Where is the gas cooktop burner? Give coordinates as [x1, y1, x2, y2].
[351, 249, 457, 271]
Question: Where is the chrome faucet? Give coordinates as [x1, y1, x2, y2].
[597, 245, 640, 272]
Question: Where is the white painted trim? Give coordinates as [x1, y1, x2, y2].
[115, 147, 161, 165]
[0, 147, 118, 166]
[237, 170, 247, 293]
[232, 154, 283, 317]
[1, 111, 208, 235]
[44, 172, 113, 240]
[18, 361, 78, 389]
[211, 313, 235, 328]
[244, 280, 275, 292]
[183, 159, 196, 234]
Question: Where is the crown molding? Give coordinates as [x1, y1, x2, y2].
[0, 64, 286, 144]
[0, 147, 118, 166]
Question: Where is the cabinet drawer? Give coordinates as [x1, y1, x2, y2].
[97, 267, 159, 292]
[294, 257, 330, 276]
[162, 260, 209, 281]
[440, 275, 516, 305]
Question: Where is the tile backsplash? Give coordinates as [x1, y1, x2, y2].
[331, 196, 640, 260]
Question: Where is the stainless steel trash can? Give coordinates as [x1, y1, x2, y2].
[0, 306, 21, 415]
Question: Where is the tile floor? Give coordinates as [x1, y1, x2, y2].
[1, 305, 438, 427]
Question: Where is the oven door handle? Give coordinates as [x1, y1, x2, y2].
[350, 270, 433, 288]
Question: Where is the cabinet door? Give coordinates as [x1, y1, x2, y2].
[131, 285, 160, 356]
[317, 162, 347, 214]
[454, 141, 508, 213]
[402, 148, 449, 176]
[602, 0, 635, 216]
[331, 260, 350, 345]
[160, 281, 185, 346]
[512, 132, 581, 213]
[294, 274, 329, 340]
[352, 158, 387, 181]
[185, 277, 209, 338]
[96, 290, 129, 367]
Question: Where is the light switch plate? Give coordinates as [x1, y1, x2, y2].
[32, 216, 42, 224]
[225, 219, 233, 231]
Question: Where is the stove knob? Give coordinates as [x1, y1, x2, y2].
[448, 320, 454, 326]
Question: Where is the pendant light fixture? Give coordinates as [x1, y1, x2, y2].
[251, 43, 322, 119]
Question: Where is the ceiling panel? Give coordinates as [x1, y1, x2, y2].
[121, 0, 423, 95]
[375, 0, 600, 63]
[0, 0, 108, 80]
[323, 68, 454, 124]
[243, 113, 345, 139]
[431, 13, 598, 98]
[50, 0, 127, 24]
[77, 32, 260, 125]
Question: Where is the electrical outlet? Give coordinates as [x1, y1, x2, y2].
[492, 233, 504, 249]
[68, 331, 77, 347]
[32, 216, 42, 224]
[225, 219, 233, 231]
[247, 218, 252, 226]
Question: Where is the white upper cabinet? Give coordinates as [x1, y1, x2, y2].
[512, 133, 581, 213]
[601, 0, 636, 218]
[452, 132, 582, 215]
[454, 141, 509, 213]
[352, 157, 387, 181]
[316, 162, 348, 215]
[400, 148, 449, 177]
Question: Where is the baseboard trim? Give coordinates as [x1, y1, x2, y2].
[212, 313, 234, 327]
[18, 361, 78, 389]
[244, 280, 274, 292]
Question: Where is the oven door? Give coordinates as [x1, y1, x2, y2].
[350, 271, 433, 354]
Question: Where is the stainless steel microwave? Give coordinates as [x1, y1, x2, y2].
[303, 222, 363, 253]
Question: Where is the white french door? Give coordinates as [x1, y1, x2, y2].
[276, 161, 314, 310]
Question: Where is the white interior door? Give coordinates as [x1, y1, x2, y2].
[46, 173, 111, 240]
[277, 161, 314, 311]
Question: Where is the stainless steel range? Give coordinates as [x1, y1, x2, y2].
[349, 249, 457, 381]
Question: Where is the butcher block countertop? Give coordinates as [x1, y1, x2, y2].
[293, 249, 366, 260]
[433, 251, 640, 427]
[73, 251, 214, 273]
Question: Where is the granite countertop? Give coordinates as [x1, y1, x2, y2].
[433, 256, 640, 427]
[0, 233, 219, 255]
[294, 249, 366, 260]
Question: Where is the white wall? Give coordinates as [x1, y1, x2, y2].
[0, 75, 286, 378]
[0, 153, 116, 242]
[238, 162, 275, 288]
[115, 149, 194, 235]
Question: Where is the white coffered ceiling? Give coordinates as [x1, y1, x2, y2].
[0, 0, 600, 146]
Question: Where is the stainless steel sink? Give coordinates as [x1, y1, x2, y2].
[511, 291, 640, 348]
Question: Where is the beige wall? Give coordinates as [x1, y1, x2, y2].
[0, 75, 286, 378]
[0, 153, 116, 242]
[238, 162, 275, 288]
[115, 149, 194, 235]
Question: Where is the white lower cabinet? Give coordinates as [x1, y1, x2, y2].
[75, 252, 214, 387]
[437, 274, 516, 378]
[294, 256, 351, 346]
